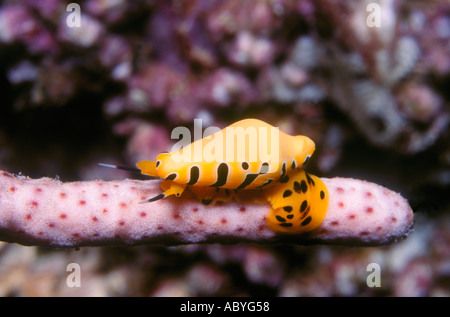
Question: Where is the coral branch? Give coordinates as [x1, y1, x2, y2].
[0, 170, 413, 248]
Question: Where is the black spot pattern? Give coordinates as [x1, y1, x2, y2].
[301, 216, 312, 226]
[303, 155, 310, 165]
[236, 173, 259, 190]
[187, 166, 200, 185]
[202, 198, 213, 205]
[235, 162, 272, 190]
[293, 181, 301, 193]
[165, 173, 177, 181]
[305, 171, 315, 186]
[241, 162, 249, 170]
[272, 169, 326, 231]
[300, 206, 311, 220]
[291, 160, 297, 170]
[210, 163, 229, 187]
[279, 175, 289, 183]
[279, 162, 289, 183]
[256, 178, 274, 189]
[300, 180, 308, 193]
[300, 200, 308, 212]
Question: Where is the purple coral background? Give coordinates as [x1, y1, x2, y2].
[0, 0, 449, 296]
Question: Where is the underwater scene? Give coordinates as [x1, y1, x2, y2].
[0, 0, 449, 298]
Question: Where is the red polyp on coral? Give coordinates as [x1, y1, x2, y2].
[0, 170, 413, 248]
[315, 177, 414, 245]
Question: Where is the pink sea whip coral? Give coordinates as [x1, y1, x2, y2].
[0, 170, 413, 248]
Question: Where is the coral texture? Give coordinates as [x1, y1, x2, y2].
[0, 170, 413, 247]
